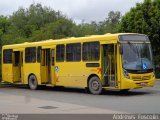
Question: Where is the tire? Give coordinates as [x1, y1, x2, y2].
[28, 75, 38, 90]
[88, 76, 102, 95]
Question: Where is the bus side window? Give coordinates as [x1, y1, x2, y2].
[3, 49, 12, 64]
[25, 47, 36, 63]
[66, 43, 81, 62]
[56, 44, 65, 62]
[82, 42, 100, 61]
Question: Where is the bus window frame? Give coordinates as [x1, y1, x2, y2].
[25, 47, 36, 63]
[82, 41, 100, 61]
[56, 44, 65, 62]
[66, 43, 81, 62]
[3, 49, 13, 64]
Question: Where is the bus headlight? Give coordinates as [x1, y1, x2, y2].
[123, 69, 130, 79]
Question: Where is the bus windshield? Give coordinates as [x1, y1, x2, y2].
[122, 43, 154, 72]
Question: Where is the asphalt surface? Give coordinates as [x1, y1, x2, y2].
[0, 81, 160, 114]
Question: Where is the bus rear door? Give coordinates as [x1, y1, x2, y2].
[41, 47, 55, 85]
[13, 50, 24, 83]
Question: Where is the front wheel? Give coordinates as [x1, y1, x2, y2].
[88, 76, 102, 95]
[28, 75, 38, 90]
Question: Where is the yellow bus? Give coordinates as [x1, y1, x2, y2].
[1, 33, 155, 94]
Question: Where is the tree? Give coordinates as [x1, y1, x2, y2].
[78, 11, 121, 36]
[107, 11, 121, 24]
[1, 3, 79, 44]
[78, 21, 98, 36]
[0, 16, 10, 46]
[97, 11, 121, 34]
[31, 17, 79, 41]
[9, 3, 59, 38]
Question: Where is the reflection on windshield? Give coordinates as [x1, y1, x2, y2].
[122, 43, 153, 71]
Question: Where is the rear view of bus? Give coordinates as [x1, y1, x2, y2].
[119, 34, 155, 90]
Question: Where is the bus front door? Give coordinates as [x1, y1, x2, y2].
[103, 44, 118, 87]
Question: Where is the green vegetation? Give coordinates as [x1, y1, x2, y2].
[0, 3, 121, 45]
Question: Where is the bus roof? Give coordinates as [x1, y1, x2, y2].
[2, 33, 144, 49]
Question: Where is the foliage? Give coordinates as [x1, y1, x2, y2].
[1, 3, 73, 44]
[0, 3, 121, 46]
[78, 11, 121, 36]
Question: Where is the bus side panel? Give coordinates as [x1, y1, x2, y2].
[23, 63, 41, 85]
[2, 64, 14, 83]
[55, 62, 87, 88]
[55, 62, 101, 88]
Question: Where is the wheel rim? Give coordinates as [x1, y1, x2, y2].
[29, 76, 37, 89]
[31, 78, 36, 87]
[91, 80, 100, 91]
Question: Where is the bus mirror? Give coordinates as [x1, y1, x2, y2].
[120, 45, 123, 54]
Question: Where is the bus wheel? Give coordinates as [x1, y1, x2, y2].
[28, 75, 38, 90]
[89, 76, 102, 95]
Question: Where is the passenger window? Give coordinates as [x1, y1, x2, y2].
[3, 49, 12, 64]
[66, 43, 81, 62]
[25, 47, 36, 63]
[56, 44, 65, 62]
[83, 42, 100, 61]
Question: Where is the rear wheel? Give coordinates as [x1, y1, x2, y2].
[88, 76, 102, 95]
[28, 75, 38, 90]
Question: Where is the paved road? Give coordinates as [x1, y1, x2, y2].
[0, 81, 160, 114]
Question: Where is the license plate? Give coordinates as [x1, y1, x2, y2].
[140, 82, 147, 86]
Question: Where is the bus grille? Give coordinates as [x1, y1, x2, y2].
[131, 75, 151, 81]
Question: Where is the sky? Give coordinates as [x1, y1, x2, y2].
[0, 0, 143, 23]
